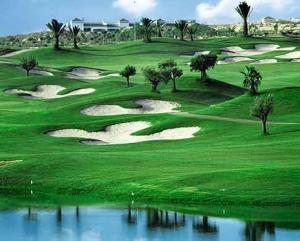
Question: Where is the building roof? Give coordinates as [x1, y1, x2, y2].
[120, 18, 129, 22]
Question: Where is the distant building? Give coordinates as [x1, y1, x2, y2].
[70, 18, 130, 33]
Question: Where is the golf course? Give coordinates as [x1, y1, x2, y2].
[0, 36, 299, 209]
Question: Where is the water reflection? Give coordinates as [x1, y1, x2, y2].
[0, 205, 299, 241]
[245, 222, 275, 241]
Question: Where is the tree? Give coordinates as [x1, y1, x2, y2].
[120, 65, 136, 87]
[46, 19, 65, 50]
[235, 1, 252, 37]
[241, 66, 262, 95]
[158, 60, 183, 92]
[155, 21, 164, 37]
[190, 54, 218, 81]
[140, 18, 154, 42]
[143, 67, 165, 93]
[21, 57, 38, 76]
[186, 24, 199, 41]
[175, 20, 188, 41]
[68, 25, 81, 49]
[251, 95, 274, 135]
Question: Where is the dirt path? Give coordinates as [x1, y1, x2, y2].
[172, 112, 300, 125]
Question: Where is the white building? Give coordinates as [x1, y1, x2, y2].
[70, 18, 130, 32]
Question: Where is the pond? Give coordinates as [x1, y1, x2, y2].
[0, 205, 299, 241]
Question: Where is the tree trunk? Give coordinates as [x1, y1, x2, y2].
[262, 119, 268, 135]
[158, 30, 162, 37]
[126, 77, 130, 87]
[74, 38, 78, 49]
[26, 70, 29, 76]
[172, 78, 177, 92]
[190, 34, 194, 41]
[181, 31, 184, 41]
[151, 84, 158, 93]
[201, 70, 207, 81]
[54, 36, 59, 50]
[243, 18, 249, 37]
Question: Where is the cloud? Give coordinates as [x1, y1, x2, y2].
[113, 0, 157, 16]
[196, 0, 296, 24]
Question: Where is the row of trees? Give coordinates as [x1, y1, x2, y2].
[119, 57, 273, 135]
[46, 19, 81, 50]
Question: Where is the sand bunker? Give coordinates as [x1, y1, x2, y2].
[81, 99, 180, 116]
[251, 59, 278, 64]
[276, 51, 300, 59]
[67, 68, 101, 80]
[292, 59, 300, 63]
[47, 121, 200, 145]
[67, 68, 120, 80]
[5, 85, 95, 100]
[17, 67, 54, 76]
[218, 57, 252, 64]
[222, 44, 296, 57]
[30, 69, 54, 76]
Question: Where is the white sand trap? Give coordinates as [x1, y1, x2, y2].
[81, 99, 180, 116]
[276, 51, 300, 59]
[251, 59, 278, 64]
[67, 68, 120, 80]
[67, 68, 101, 80]
[1, 48, 38, 57]
[47, 121, 200, 145]
[292, 59, 300, 63]
[218, 57, 252, 64]
[5, 85, 95, 100]
[222, 44, 296, 57]
[194, 51, 210, 56]
[30, 69, 54, 76]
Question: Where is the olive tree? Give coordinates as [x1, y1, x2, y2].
[120, 65, 136, 87]
[241, 66, 262, 95]
[158, 60, 183, 92]
[251, 95, 274, 135]
[143, 67, 166, 93]
[21, 57, 38, 76]
[190, 54, 218, 81]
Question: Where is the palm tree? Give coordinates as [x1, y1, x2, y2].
[68, 25, 81, 49]
[46, 19, 65, 50]
[175, 20, 188, 41]
[186, 24, 199, 41]
[155, 21, 164, 37]
[120, 65, 136, 87]
[235, 1, 252, 37]
[241, 66, 262, 95]
[140, 18, 154, 42]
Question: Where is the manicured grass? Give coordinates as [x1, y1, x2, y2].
[0, 37, 300, 209]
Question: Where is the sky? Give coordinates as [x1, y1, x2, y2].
[1, 0, 299, 36]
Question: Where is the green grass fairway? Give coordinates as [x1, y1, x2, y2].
[0, 37, 300, 207]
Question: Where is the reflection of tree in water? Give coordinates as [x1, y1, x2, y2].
[126, 205, 137, 224]
[147, 208, 186, 229]
[26, 207, 37, 221]
[193, 216, 218, 234]
[56, 207, 62, 224]
[244, 222, 275, 241]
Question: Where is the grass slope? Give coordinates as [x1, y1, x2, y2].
[0, 37, 300, 207]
